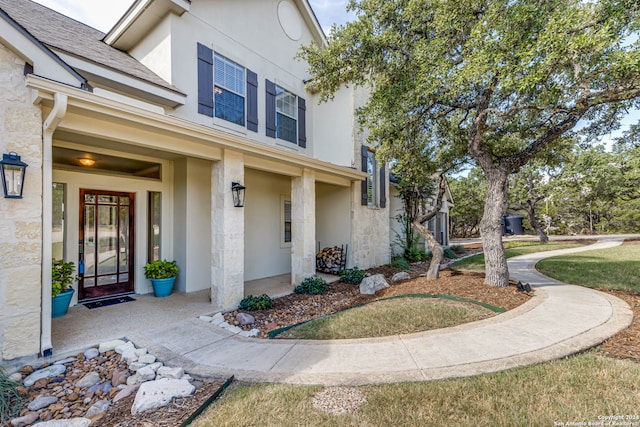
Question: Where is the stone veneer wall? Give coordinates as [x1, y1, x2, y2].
[0, 43, 44, 361]
[349, 181, 391, 270]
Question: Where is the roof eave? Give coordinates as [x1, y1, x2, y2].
[104, 0, 191, 50]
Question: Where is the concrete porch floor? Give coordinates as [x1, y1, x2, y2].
[52, 272, 339, 357]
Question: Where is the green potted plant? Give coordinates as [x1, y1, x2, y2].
[144, 259, 179, 297]
[52, 259, 78, 318]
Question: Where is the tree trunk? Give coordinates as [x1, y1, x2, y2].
[480, 171, 510, 287]
[412, 221, 443, 280]
[526, 200, 549, 243]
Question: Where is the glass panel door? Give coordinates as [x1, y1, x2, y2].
[79, 189, 135, 301]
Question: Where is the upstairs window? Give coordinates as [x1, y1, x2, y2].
[361, 145, 387, 208]
[276, 86, 297, 144]
[365, 149, 378, 207]
[265, 79, 306, 147]
[197, 43, 258, 132]
[214, 54, 245, 126]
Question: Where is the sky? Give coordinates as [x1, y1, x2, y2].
[32, 0, 353, 34]
[31, 0, 638, 148]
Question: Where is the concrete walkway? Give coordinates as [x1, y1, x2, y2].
[126, 238, 633, 386]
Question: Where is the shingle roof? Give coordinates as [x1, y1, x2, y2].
[0, 0, 182, 94]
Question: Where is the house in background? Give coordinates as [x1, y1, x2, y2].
[0, 0, 390, 364]
[389, 176, 455, 256]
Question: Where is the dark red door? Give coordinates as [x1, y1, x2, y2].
[79, 189, 134, 301]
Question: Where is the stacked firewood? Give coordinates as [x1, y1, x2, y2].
[316, 246, 346, 274]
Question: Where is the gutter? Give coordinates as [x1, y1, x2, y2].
[40, 92, 68, 357]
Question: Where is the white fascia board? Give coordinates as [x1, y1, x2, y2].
[105, 0, 190, 50]
[54, 50, 186, 108]
[296, 0, 328, 47]
[28, 75, 367, 183]
[0, 14, 85, 88]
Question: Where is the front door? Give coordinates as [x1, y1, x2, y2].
[79, 189, 135, 301]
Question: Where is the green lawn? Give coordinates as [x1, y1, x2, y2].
[193, 354, 640, 427]
[453, 242, 585, 271]
[193, 241, 640, 426]
[277, 297, 492, 339]
[537, 244, 640, 292]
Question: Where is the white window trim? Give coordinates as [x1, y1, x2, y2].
[213, 52, 246, 127]
[366, 149, 379, 208]
[275, 84, 297, 144]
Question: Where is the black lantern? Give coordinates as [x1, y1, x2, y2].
[231, 182, 246, 207]
[0, 152, 28, 199]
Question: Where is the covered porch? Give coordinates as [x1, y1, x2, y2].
[52, 273, 340, 357]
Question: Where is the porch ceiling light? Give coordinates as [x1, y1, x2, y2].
[78, 157, 96, 166]
[231, 181, 246, 208]
[0, 152, 28, 199]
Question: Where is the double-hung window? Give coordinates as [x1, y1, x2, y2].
[214, 54, 245, 126]
[366, 150, 379, 207]
[275, 86, 297, 144]
[198, 43, 259, 132]
[265, 79, 306, 147]
[361, 145, 387, 208]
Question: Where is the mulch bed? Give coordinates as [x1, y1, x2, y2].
[596, 290, 640, 361]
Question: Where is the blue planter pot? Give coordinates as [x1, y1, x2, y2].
[52, 289, 74, 318]
[151, 277, 175, 298]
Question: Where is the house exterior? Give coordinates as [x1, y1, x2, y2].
[0, 0, 391, 364]
[389, 178, 454, 256]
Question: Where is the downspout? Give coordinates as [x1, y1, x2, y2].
[41, 92, 68, 357]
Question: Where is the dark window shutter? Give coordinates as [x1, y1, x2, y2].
[197, 43, 213, 117]
[361, 145, 368, 206]
[265, 79, 276, 138]
[246, 69, 258, 132]
[379, 163, 386, 208]
[297, 97, 306, 148]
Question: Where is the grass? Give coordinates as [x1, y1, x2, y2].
[537, 244, 640, 292]
[277, 297, 492, 339]
[452, 242, 585, 271]
[193, 354, 640, 427]
[1, 368, 25, 422]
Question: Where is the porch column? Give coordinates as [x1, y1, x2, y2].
[211, 150, 244, 310]
[291, 168, 316, 285]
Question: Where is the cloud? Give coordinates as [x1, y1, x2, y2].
[33, 0, 133, 32]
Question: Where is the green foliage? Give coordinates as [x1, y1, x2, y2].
[52, 259, 78, 297]
[339, 267, 366, 285]
[1, 368, 25, 422]
[144, 259, 179, 279]
[239, 294, 274, 311]
[391, 256, 411, 270]
[449, 245, 467, 254]
[448, 169, 487, 238]
[295, 276, 328, 295]
[405, 243, 428, 262]
[300, 0, 640, 286]
[443, 247, 458, 259]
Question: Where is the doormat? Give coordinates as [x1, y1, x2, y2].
[84, 296, 135, 309]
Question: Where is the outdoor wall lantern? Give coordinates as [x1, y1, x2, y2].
[231, 182, 246, 208]
[0, 152, 28, 199]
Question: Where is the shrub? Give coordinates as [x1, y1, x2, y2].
[295, 276, 328, 295]
[239, 294, 274, 311]
[339, 267, 366, 285]
[391, 256, 411, 270]
[443, 247, 458, 259]
[1, 368, 25, 422]
[405, 247, 428, 262]
[449, 244, 467, 254]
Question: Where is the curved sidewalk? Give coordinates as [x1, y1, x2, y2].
[129, 239, 633, 386]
